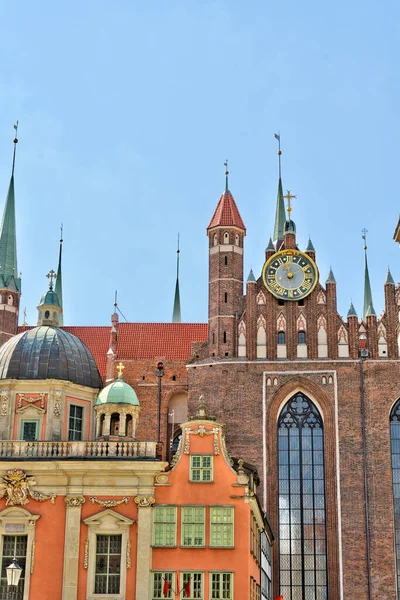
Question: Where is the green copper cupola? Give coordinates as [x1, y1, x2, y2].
[37, 270, 62, 326]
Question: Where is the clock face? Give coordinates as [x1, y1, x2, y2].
[262, 249, 319, 301]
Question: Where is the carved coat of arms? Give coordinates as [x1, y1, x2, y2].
[0, 469, 55, 506]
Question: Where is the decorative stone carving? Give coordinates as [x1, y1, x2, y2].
[134, 496, 155, 507]
[221, 435, 234, 468]
[154, 473, 169, 485]
[83, 539, 89, 569]
[65, 496, 85, 508]
[89, 496, 129, 508]
[126, 538, 131, 569]
[236, 458, 249, 485]
[53, 390, 62, 418]
[0, 469, 56, 506]
[30, 540, 36, 574]
[18, 393, 45, 409]
[184, 425, 220, 455]
[0, 390, 9, 417]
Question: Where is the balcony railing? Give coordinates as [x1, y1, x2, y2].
[0, 440, 157, 459]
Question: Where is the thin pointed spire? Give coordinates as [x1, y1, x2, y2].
[385, 268, 395, 285]
[266, 237, 275, 251]
[55, 224, 64, 325]
[273, 134, 286, 245]
[224, 160, 229, 192]
[362, 229, 373, 321]
[0, 124, 20, 290]
[172, 234, 181, 323]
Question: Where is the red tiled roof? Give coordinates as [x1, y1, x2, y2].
[207, 190, 246, 231]
[117, 323, 208, 361]
[18, 323, 208, 379]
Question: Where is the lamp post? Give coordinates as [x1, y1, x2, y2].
[156, 361, 164, 445]
[6, 557, 22, 599]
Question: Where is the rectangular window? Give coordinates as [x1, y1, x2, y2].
[181, 572, 203, 599]
[210, 572, 233, 600]
[181, 506, 205, 547]
[190, 456, 213, 482]
[0, 535, 27, 600]
[152, 571, 174, 599]
[94, 534, 121, 594]
[68, 405, 83, 441]
[210, 507, 234, 547]
[21, 420, 38, 441]
[153, 506, 177, 547]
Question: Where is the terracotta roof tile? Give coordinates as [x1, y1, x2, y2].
[18, 323, 208, 379]
[207, 190, 246, 231]
[117, 323, 208, 360]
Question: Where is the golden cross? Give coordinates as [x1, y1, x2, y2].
[116, 362, 125, 378]
[46, 270, 57, 289]
[283, 190, 297, 219]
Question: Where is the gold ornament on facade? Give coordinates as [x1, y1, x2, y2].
[0, 390, 9, 417]
[89, 496, 130, 508]
[18, 393, 45, 409]
[126, 538, 131, 569]
[83, 539, 89, 569]
[53, 390, 62, 418]
[184, 425, 220, 455]
[0, 469, 56, 506]
[64, 495, 86, 508]
[134, 495, 155, 508]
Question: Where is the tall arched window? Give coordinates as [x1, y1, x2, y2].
[278, 392, 328, 600]
[390, 399, 400, 595]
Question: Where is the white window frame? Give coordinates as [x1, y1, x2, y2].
[83, 508, 134, 600]
[0, 507, 40, 600]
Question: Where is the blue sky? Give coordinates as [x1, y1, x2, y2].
[0, 1, 399, 326]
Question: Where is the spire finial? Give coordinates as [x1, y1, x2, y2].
[224, 159, 229, 192]
[274, 132, 281, 179]
[114, 290, 118, 309]
[172, 234, 181, 323]
[60, 223, 63, 243]
[362, 228, 368, 252]
[46, 269, 57, 290]
[22, 307, 27, 326]
[55, 225, 64, 325]
[12, 121, 18, 176]
[283, 190, 297, 220]
[362, 228, 374, 321]
[116, 361, 125, 378]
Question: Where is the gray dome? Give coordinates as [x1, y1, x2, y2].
[0, 326, 102, 388]
[39, 289, 60, 307]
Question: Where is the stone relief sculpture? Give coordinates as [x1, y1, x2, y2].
[0, 469, 56, 506]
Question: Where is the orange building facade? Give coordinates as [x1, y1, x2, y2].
[0, 400, 273, 600]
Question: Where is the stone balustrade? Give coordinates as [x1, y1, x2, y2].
[0, 440, 157, 459]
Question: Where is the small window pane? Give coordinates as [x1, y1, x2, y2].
[190, 456, 213, 482]
[94, 535, 121, 594]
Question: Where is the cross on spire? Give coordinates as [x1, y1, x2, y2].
[46, 270, 57, 290]
[362, 228, 368, 251]
[116, 362, 125, 378]
[224, 160, 229, 192]
[283, 190, 297, 219]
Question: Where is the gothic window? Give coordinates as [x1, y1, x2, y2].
[298, 331, 306, 344]
[223, 232, 229, 244]
[278, 331, 286, 345]
[257, 291, 266, 305]
[390, 399, 400, 596]
[7, 295, 13, 306]
[278, 393, 328, 600]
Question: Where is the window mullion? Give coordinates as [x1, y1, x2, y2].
[299, 419, 305, 600]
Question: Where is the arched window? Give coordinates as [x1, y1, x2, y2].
[390, 399, 400, 595]
[278, 393, 328, 600]
[235, 233, 240, 246]
[213, 234, 218, 246]
[298, 330, 306, 344]
[223, 232, 229, 244]
[278, 331, 286, 345]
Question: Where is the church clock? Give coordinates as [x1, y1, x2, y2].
[262, 249, 318, 301]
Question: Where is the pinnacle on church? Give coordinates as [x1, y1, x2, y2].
[0, 124, 21, 292]
[247, 269, 256, 282]
[326, 268, 336, 283]
[347, 302, 358, 317]
[366, 302, 376, 317]
[273, 134, 286, 246]
[306, 238, 315, 252]
[172, 235, 181, 323]
[55, 225, 64, 326]
[385, 268, 395, 285]
[266, 237, 275, 251]
[362, 230, 374, 321]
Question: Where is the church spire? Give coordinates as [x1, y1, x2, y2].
[55, 224, 64, 325]
[0, 123, 20, 291]
[362, 229, 374, 321]
[172, 234, 181, 323]
[273, 133, 286, 246]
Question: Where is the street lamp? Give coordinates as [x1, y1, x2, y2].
[6, 557, 22, 599]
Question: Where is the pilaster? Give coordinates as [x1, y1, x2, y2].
[62, 495, 86, 600]
[134, 495, 155, 600]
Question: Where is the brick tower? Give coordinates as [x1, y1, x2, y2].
[0, 128, 21, 345]
[206, 164, 246, 358]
